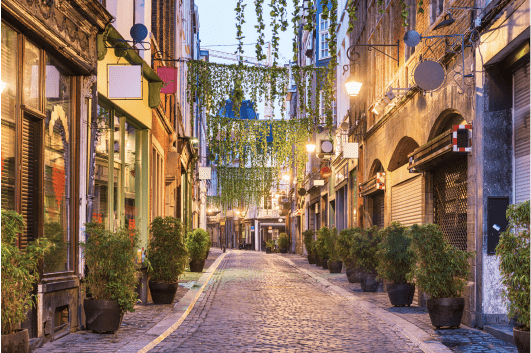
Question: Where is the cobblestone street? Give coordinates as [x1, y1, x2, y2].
[34, 250, 519, 352]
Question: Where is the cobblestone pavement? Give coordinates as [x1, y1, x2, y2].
[33, 249, 223, 353]
[281, 253, 519, 353]
[150, 251, 424, 353]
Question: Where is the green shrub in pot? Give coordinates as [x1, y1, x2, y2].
[148, 217, 188, 283]
[376, 222, 414, 284]
[303, 229, 315, 256]
[278, 232, 289, 251]
[350, 226, 382, 273]
[315, 227, 330, 260]
[83, 222, 140, 313]
[323, 227, 340, 262]
[1, 210, 53, 335]
[336, 227, 361, 268]
[496, 201, 529, 332]
[407, 223, 475, 328]
[186, 228, 211, 262]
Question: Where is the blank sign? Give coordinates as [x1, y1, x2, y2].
[108, 65, 143, 99]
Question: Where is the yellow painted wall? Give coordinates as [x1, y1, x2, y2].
[97, 50, 152, 129]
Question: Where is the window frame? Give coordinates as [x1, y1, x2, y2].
[318, 14, 331, 60]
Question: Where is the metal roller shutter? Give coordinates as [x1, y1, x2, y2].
[391, 175, 422, 226]
[514, 62, 530, 203]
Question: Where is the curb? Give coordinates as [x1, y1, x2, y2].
[116, 251, 228, 353]
[277, 255, 452, 353]
[484, 324, 515, 345]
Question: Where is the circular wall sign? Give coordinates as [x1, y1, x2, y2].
[320, 166, 332, 178]
[130, 23, 148, 42]
[298, 188, 307, 196]
[404, 30, 421, 47]
[414, 60, 446, 91]
[321, 140, 333, 154]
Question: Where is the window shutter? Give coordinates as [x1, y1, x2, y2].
[21, 116, 39, 248]
[514, 62, 530, 203]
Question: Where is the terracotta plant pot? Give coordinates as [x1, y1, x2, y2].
[328, 260, 343, 273]
[426, 298, 465, 329]
[315, 256, 322, 266]
[1, 329, 29, 353]
[84, 298, 123, 333]
[513, 326, 530, 353]
[189, 259, 205, 272]
[386, 283, 416, 307]
[148, 280, 179, 304]
[345, 267, 364, 283]
[360, 272, 380, 292]
[308, 254, 316, 264]
[321, 258, 329, 270]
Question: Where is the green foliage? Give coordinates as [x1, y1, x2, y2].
[417, 0, 424, 14]
[265, 239, 275, 249]
[303, 229, 315, 255]
[43, 221, 67, 273]
[399, 0, 409, 27]
[315, 227, 331, 260]
[2, 210, 53, 335]
[336, 227, 361, 268]
[350, 226, 382, 273]
[407, 223, 474, 299]
[148, 217, 188, 283]
[346, 0, 358, 33]
[376, 222, 414, 284]
[278, 232, 289, 249]
[234, 0, 246, 63]
[496, 201, 530, 329]
[254, 0, 267, 61]
[83, 222, 139, 313]
[323, 227, 340, 261]
[186, 228, 211, 261]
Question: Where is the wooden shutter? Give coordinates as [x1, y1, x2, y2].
[514, 62, 530, 203]
[20, 116, 39, 249]
[392, 175, 422, 226]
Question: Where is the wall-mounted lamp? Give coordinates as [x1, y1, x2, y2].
[345, 75, 363, 97]
[433, 12, 456, 30]
[306, 141, 316, 153]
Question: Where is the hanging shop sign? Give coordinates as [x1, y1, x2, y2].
[319, 140, 334, 154]
[199, 167, 212, 180]
[314, 179, 325, 186]
[108, 64, 143, 99]
[157, 67, 178, 94]
[320, 167, 332, 179]
[342, 142, 359, 159]
[376, 173, 386, 191]
[452, 124, 472, 153]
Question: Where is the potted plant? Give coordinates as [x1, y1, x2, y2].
[376, 222, 416, 306]
[316, 227, 330, 270]
[278, 233, 289, 253]
[303, 230, 316, 264]
[496, 201, 529, 353]
[2, 210, 52, 352]
[186, 228, 211, 272]
[350, 226, 382, 292]
[324, 227, 342, 273]
[407, 223, 475, 329]
[337, 227, 364, 283]
[265, 239, 275, 253]
[148, 217, 188, 304]
[83, 222, 139, 333]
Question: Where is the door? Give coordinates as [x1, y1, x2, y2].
[391, 175, 422, 226]
[513, 62, 530, 203]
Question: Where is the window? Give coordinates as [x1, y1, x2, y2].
[319, 90, 337, 125]
[152, 141, 164, 219]
[263, 195, 272, 210]
[430, 0, 444, 24]
[319, 14, 330, 59]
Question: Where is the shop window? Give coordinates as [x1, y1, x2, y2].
[152, 145, 164, 218]
[23, 40, 40, 110]
[54, 306, 68, 332]
[93, 105, 110, 226]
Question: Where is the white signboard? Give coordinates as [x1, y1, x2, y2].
[199, 167, 212, 180]
[314, 179, 325, 186]
[343, 142, 359, 159]
[108, 64, 143, 99]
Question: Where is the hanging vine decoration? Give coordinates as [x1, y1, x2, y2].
[303, 0, 316, 32]
[235, 0, 246, 65]
[254, 0, 267, 61]
[346, 0, 358, 33]
[399, 0, 409, 27]
[320, 0, 338, 134]
[417, 0, 425, 14]
[291, 0, 301, 62]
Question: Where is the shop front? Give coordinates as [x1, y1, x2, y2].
[1, 0, 110, 342]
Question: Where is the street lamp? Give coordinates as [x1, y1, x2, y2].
[345, 74, 363, 97]
[282, 174, 291, 181]
[305, 141, 316, 153]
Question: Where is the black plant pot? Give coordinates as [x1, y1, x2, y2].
[426, 298, 465, 329]
[149, 280, 179, 304]
[386, 283, 415, 307]
[514, 326, 530, 353]
[315, 256, 322, 266]
[84, 298, 123, 333]
[265, 247, 272, 254]
[189, 259, 206, 273]
[328, 261, 343, 273]
[321, 258, 329, 270]
[345, 267, 364, 283]
[1, 329, 29, 353]
[280, 248, 288, 254]
[360, 272, 380, 292]
[308, 254, 316, 264]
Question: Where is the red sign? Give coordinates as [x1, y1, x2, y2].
[157, 67, 178, 94]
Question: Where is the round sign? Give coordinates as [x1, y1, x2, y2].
[130, 23, 148, 42]
[268, 226, 272, 230]
[414, 60, 446, 91]
[404, 30, 421, 47]
[298, 188, 307, 196]
[340, 121, 349, 130]
[321, 140, 333, 153]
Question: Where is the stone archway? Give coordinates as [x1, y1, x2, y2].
[387, 136, 420, 172]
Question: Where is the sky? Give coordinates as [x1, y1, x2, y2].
[195, 0, 296, 119]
